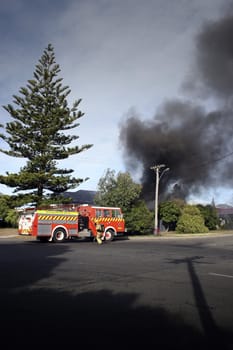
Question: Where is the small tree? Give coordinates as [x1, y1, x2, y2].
[0, 194, 23, 227]
[197, 204, 219, 230]
[0, 44, 92, 202]
[94, 169, 141, 212]
[176, 205, 208, 234]
[125, 200, 154, 235]
[159, 200, 183, 231]
[95, 169, 154, 234]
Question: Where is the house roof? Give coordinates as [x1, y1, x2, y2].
[63, 190, 97, 205]
[216, 205, 233, 215]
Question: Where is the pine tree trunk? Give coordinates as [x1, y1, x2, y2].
[37, 183, 43, 199]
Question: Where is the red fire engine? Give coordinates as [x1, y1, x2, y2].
[18, 204, 126, 243]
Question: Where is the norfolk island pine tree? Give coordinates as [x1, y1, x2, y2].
[0, 44, 92, 203]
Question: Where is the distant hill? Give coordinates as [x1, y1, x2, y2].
[63, 190, 97, 205]
[0, 190, 97, 205]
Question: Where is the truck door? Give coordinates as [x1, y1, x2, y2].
[78, 215, 89, 231]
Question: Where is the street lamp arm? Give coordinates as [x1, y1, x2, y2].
[159, 167, 170, 182]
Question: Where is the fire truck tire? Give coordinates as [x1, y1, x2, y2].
[105, 229, 115, 242]
[53, 228, 66, 243]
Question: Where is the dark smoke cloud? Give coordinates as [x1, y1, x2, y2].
[120, 11, 233, 201]
[184, 13, 233, 104]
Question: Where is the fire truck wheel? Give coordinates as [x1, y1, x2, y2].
[53, 228, 66, 243]
[105, 229, 115, 242]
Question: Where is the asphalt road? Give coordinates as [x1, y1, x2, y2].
[0, 234, 233, 349]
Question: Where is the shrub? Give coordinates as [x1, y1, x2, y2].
[176, 205, 209, 234]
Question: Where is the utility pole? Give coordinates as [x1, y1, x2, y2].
[150, 164, 169, 235]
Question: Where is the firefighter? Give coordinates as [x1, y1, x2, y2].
[95, 221, 105, 244]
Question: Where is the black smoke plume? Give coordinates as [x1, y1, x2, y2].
[120, 11, 233, 202]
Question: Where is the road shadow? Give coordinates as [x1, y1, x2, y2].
[0, 288, 217, 349]
[167, 256, 232, 350]
[0, 241, 69, 289]
[0, 244, 232, 348]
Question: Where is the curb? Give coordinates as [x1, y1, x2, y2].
[128, 232, 233, 240]
[0, 229, 19, 239]
[1, 232, 233, 240]
[0, 234, 19, 239]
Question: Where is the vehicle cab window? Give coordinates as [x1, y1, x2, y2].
[96, 209, 102, 218]
[103, 209, 111, 217]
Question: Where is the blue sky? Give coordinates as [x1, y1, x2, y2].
[0, 0, 232, 204]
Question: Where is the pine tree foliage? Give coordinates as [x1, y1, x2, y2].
[0, 44, 92, 199]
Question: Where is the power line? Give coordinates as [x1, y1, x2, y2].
[181, 150, 233, 172]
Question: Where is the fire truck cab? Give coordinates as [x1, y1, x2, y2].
[78, 204, 125, 241]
